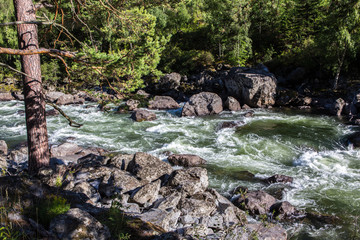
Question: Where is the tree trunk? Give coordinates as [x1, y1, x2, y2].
[13, 0, 49, 174]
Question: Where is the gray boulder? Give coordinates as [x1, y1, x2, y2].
[182, 92, 223, 117]
[269, 201, 298, 220]
[148, 96, 180, 110]
[126, 99, 140, 111]
[127, 152, 173, 183]
[130, 109, 157, 122]
[139, 208, 181, 232]
[49, 208, 110, 240]
[224, 67, 277, 108]
[167, 154, 206, 167]
[108, 153, 134, 170]
[0, 92, 15, 101]
[0, 140, 8, 155]
[131, 179, 161, 206]
[232, 190, 277, 215]
[224, 96, 241, 111]
[50, 142, 83, 157]
[168, 167, 208, 195]
[46, 91, 65, 103]
[55, 94, 85, 105]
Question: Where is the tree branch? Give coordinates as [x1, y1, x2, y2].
[0, 62, 34, 79]
[0, 47, 76, 58]
[46, 101, 83, 128]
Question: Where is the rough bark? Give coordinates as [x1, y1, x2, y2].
[13, 0, 49, 173]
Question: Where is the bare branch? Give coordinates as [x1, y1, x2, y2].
[0, 62, 34, 79]
[0, 47, 76, 58]
[46, 101, 83, 128]
[0, 21, 54, 26]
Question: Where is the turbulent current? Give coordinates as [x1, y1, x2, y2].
[1, 100, 360, 239]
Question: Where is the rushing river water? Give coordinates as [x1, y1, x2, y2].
[1, 100, 360, 239]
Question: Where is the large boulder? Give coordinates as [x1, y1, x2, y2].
[130, 109, 157, 122]
[224, 96, 241, 111]
[181, 92, 223, 117]
[131, 179, 161, 206]
[148, 96, 180, 110]
[55, 94, 85, 105]
[127, 152, 173, 183]
[50, 142, 83, 157]
[49, 208, 110, 240]
[168, 167, 208, 195]
[224, 67, 277, 108]
[0, 140, 8, 155]
[45, 91, 65, 103]
[0, 92, 15, 101]
[232, 190, 277, 215]
[167, 154, 206, 167]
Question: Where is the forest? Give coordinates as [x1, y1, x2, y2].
[1, 0, 359, 93]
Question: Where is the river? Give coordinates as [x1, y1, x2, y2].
[1, 100, 359, 239]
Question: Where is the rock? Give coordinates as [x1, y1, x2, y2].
[130, 109, 157, 122]
[217, 121, 242, 130]
[269, 201, 297, 220]
[131, 179, 161, 206]
[0, 92, 15, 101]
[55, 94, 85, 105]
[108, 154, 134, 170]
[224, 96, 241, 111]
[179, 191, 217, 219]
[9, 145, 28, 164]
[168, 167, 208, 196]
[109, 169, 144, 194]
[242, 104, 251, 110]
[0, 155, 7, 170]
[50, 143, 83, 157]
[266, 174, 293, 184]
[139, 208, 181, 232]
[157, 73, 182, 92]
[232, 190, 277, 215]
[136, 90, 151, 99]
[347, 132, 360, 148]
[224, 67, 277, 108]
[148, 96, 180, 110]
[46, 109, 59, 117]
[244, 110, 254, 117]
[184, 224, 213, 237]
[49, 208, 110, 240]
[243, 223, 287, 240]
[126, 99, 140, 111]
[331, 98, 346, 116]
[0, 140, 8, 155]
[286, 67, 306, 83]
[181, 92, 223, 117]
[11, 92, 24, 101]
[154, 191, 182, 210]
[127, 152, 173, 183]
[46, 92, 65, 102]
[167, 154, 206, 167]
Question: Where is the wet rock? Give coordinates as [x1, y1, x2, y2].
[217, 121, 238, 130]
[266, 174, 293, 184]
[269, 201, 297, 220]
[139, 208, 181, 232]
[131, 179, 161, 206]
[331, 98, 346, 116]
[49, 208, 110, 240]
[232, 190, 277, 215]
[130, 109, 157, 122]
[126, 99, 140, 111]
[347, 132, 360, 148]
[224, 67, 277, 108]
[0, 92, 15, 101]
[46, 109, 59, 117]
[50, 143, 83, 157]
[224, 96, 241, 111]
[242, 104, 251, 110]
[244, 110, 254, 117]
[148, 96, 180, 110]
[127, 152, 173, 183]
[0, 140, 8, 155]
[168, 154, 206, 167]
[168, 167, 208, 196]
[305, 211, 340, 225]
[182, 92, 223, 117]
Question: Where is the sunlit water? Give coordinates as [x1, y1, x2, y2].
[1, 100, 360, 239]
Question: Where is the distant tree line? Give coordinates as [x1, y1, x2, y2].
[1, 0, 359, 91]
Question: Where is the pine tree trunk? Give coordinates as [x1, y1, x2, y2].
[13, 0, 49, 174]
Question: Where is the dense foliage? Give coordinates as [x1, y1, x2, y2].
[0, 0, 359, 91]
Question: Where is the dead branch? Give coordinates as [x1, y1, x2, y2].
[46, 101, 83, 128]
[0, 47, 76, 58]
[0, 62, 34, 79]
